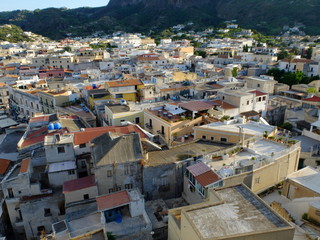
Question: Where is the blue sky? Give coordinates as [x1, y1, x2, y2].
[2, 0, 110, 11]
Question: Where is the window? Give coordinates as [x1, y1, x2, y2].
[125, 184, 133, 189]
[255, 177, 260, 184]
[8, 188, 14, 198]
[247, 100, 249, 105]
[83, 194, 89, 200]
[257, 83, 260, 87]
[109, 188, 114, 193]
[115, 94, 123, 99]
[202, 135, 206, 140]
[37, 226, 45, 235]
[68, 170, 75, 175]
[211, 136, 214, 141]
[124, 165, 130, 175]
[135, 117, 140, 124]
[107, 170, 112, 177]
[57, 146, 65, 153]
[220, 137, 227, 142]
[262, 96, 266, 101]
[44, 208, 51, 217]
[79, 143, 86, 148]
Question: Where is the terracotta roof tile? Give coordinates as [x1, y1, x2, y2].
[96, 190, 131, 211]
[73, 125, 148, 145]
[63, 175, 96, 193]
[195, 170, 220, 187]
[249, 90, 267, 97]
[0, 159, 11, 175]
[21, 127, 68, 148]
[19, 158, 30, 174]
[29, 115, 50, 123]
[180, 101, 215, 112]
[212, 100, 237, 110]
[107, 79, 143, 88]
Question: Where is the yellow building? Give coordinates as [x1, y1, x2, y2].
[106, 79, 144, 102]
[168, 184, 295, 240]
[38, 90, 79, 114]
[87, 89, 110, 109]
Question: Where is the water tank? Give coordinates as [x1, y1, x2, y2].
[54, 122, 62, 129]
[92, 84, 97, 89]
[48, 123, 54, 130]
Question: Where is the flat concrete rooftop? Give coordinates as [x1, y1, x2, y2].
[185, 185, 291, 239]
[147, 141, 229, 166]
[198, 121, 275, 136]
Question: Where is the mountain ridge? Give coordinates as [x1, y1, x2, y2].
[0, 0, 319, 39]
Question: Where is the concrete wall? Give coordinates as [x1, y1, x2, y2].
[48, 170, 77, 188]
[223, 145, 300, 194]
[45, 143, 75, 163]
[143, 160, 192, 200]
[94, 162, 143, 195]
[20, 194, 65, 240]
[282, 179, 320, 200]
[65, 186, 98, 204]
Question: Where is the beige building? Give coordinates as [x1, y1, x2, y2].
[172, 71, 197, 82]
[193, 119, 276, 144]
[32, 53, 75, 69]
[282, 166, 320, 200]
[63, 175, 98, 204]
[38, 90, 79, 114]
[104, 102, 144, 126]
[245, 75, 277, 94]
[0, 82, 9, 108]
[168, 184, 295, 240]
[76, 49, 109, 62]
[144, 103, 205, 144]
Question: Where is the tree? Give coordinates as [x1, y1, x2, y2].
[194, 50, 207, 58]
[232, 67, 238, 77]
[107, 232, 116, 240]
[277, 50, 290, 60]
[307, 87, 318, 94]
[306, 47, 313, 59]
[64, 46, 72, 52]
[290, 47, 300, 55]
[280, 122, 293, 131]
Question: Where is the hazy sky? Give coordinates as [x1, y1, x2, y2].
[1, 0, 110, 11]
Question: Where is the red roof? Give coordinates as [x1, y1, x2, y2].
[179, 101, 215, 112]
[21, 127, 69, 148]
[63, 175, 96, 193]
[195, 171, 220, 187]
[304, 96, 320, 102]
[212, 100, 237, 110]
[73, 125, 148, 145]
[29, 115, 50, 123]
[107, 79, 143, 88]
[187, 162, 220, 187]
[96, 190, 131, 211]
[249, 90, 267, 97]
[0, 159, 11, 175]
[20, 158, 30, 174]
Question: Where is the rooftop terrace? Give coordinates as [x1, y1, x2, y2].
[185, 185, 292, 239]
